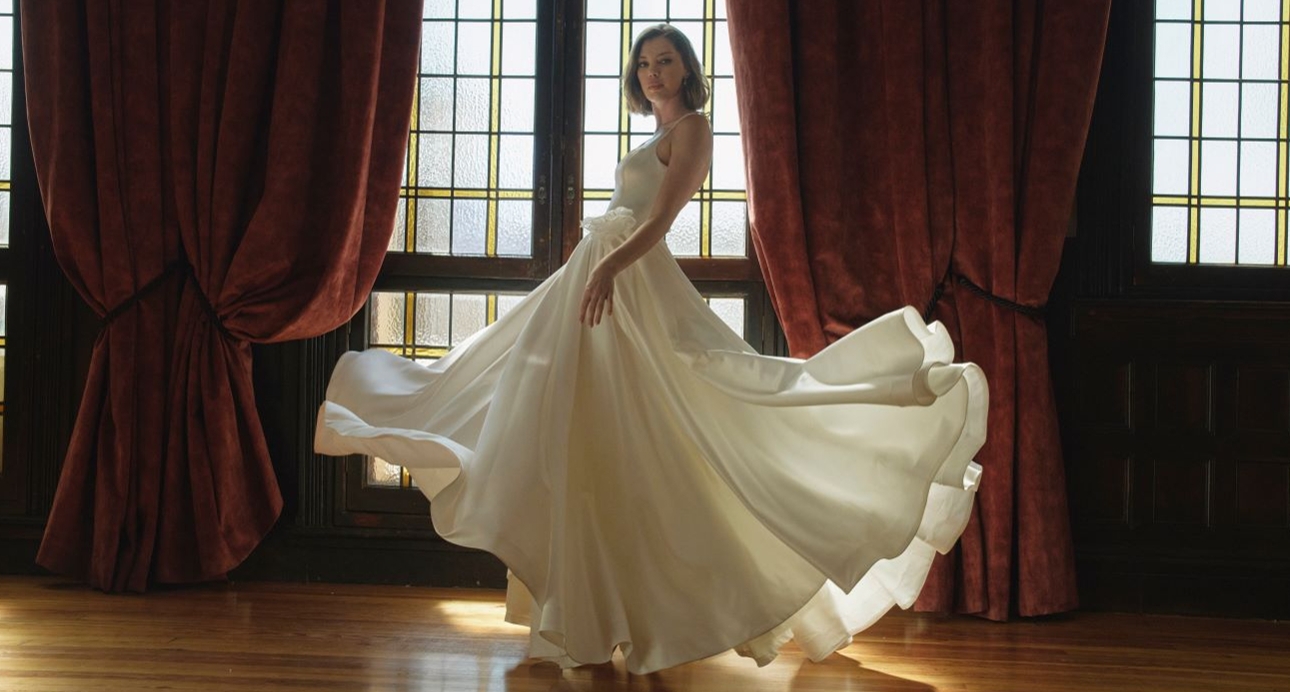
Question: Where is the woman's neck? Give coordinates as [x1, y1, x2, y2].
[653, 100, 691, 130]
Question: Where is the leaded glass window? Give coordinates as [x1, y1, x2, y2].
[1152, 0, 1289, 265]
[0, 0, 12, 249]
[394, 0, 540, 257]
[581, 0, 745, 259]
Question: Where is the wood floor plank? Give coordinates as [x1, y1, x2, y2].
[0, 576, 1287, 691]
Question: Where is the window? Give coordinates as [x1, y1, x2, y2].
[0, 0, 13, 474]
[339, 0, 770, 511]
[1151, 0, 1287, 266]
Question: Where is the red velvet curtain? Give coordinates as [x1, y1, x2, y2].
[727, 1, 1110, 619]
[21, 0, 421, 591]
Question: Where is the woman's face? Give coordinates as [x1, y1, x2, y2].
[636, 37, 688, 108]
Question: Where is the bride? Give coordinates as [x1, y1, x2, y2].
[316, 23, 987, 675]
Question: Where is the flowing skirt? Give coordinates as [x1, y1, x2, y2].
[315, 208, 988, 674]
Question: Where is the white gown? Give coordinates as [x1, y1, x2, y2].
[315, 114, 988, 674]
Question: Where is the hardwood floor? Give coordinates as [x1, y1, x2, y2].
[0, 575, 1287, 691]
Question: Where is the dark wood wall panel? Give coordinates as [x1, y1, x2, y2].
[1061, 300, 1290, 618]
[1235, 461, 1289, 528]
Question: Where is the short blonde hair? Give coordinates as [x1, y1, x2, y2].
[622, 24, 710, 115]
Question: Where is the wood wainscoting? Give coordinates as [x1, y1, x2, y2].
[1058, 299, 1290, 618]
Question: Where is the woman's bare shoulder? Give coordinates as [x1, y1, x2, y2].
[670, 112, 713, 151]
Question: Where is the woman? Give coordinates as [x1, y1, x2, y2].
[316, 24, 987, 674]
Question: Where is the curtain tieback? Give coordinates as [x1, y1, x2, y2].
[923, 272, 1046, 322]
[101, 259, 234, 339]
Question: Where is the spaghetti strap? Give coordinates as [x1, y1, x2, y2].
[660, 110, 704, 133]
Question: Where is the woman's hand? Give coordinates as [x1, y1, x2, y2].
[580, 258, 620, 327]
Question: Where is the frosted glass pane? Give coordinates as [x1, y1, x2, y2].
[714, 21, 734, 76]
[451, 294, 487, 346]
[583, 134, 619, 190]
[1245, 0, 1282, 21]
[1241, 83, 1278, 138]
[422, 22, 455, 74]
[584, 78, 622, 132]
[0, 125, 11, 179]
[429, 293, 453, 345]
[1238, 209, 1276, 265]
[0, 284, 6, 336]
[1201, 82, 1238, 138]
[587, 0, 621, 19]
[1154, 81, 1190, 137]
[1242, 25, 1279, 80]
[419, 134, 453, 187]
[1198, 207, 1237, 264]
[712, 134, 745, 190]
[501, 78, 535, 131]
[499, 135, 534, 189]
[368, 458, 402, 486]
[713, 78, 740, 133]
[0, 18, 11, 70]
[451, 199, 488, 255]
[498, 294, 526, 319]
[420, 77, 453, 131]
[1153, 139, 1191, 194]
[1239, 141, 1277, 197]
[389, 199, 407, 252]
[504, 0, 537, 19]
[666, 200, 701, 256]
[1152, 206, 1189, 262]
[707, 298, 744, 336]
[0, 1, 13, 12]
[633, 0, 667, 19]
[1155, 23, 1192, 79]
[1204, 0, 1241, 20]
[458, 1, 492, 19]
[1203, 25, 1239, 79]
[1200, 140, 1237, 196]
[586, 23, 623, 77]
[455, 78, 490, 132]
[423, 0, 453, 19]
[0, 190, 12, 247]
[711, 201, 747, 257]
[1156, 0, 1192, 20]
[369, 292, 406, 345]
[0, 73, 10, 127]
[453, 134, 489, 188]
[415, 293, 451, 346]
[457, 23, 492, 75]
[497, 200, 532, 257]
[502, 22, 536, 76]
[669, 0, 705, 19]
[417, 198, 451, 254]
[630, 133, 650, 150]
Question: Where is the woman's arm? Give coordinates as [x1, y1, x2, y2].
[580, 115, 713, 326]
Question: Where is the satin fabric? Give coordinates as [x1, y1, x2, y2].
[316, 125, 988, 673]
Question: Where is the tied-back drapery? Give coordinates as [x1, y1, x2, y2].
[726, 1, 1110, 619]
[21, 0, 421, 591]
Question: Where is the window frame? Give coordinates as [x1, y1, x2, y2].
[1091, 0, 1290, 300]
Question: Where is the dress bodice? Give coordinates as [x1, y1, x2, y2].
[606, 112, 703, 221]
